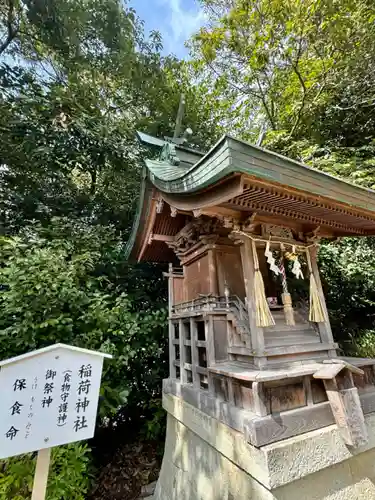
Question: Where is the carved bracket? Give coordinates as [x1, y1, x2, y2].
[304, 226, 321, 243]
[167, 217, 221, 257]
[170, 206, 177, 217]
[221, 213, 257, 233]
[156, 198, 164, 214]
[222, 217, 241, 231]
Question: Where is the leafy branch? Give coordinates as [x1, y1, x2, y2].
[0, 0, 19, 56]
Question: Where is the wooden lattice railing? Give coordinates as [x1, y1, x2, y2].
[172, 295, 250, 337]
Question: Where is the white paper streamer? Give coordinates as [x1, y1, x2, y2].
[292, 258, 304, 279]
[291, 247, 304, 279]
[265, 241, 280, 275]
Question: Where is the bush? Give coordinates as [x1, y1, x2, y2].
[0, 218, 168, 419]
[0, 217, 169, 496]
[318, 238, 375, 349]
[351, 330, 375, 358]
[0, 443, 92, 500]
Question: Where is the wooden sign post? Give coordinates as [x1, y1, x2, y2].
[0, 343, 112, 499]
[31, 448, 51, 500]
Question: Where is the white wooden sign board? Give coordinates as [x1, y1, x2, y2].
[0, 344, 112, 459]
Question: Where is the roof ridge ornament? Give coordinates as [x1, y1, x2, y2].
[157, 94, 195, 166]
[169, 93, 193, 146]
[159, 141, 180, 166]
[173, 93, 185, 140]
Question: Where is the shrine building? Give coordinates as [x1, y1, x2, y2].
[126, 123, 375, 500]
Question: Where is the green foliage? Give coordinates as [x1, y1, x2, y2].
[0, 443, 91, 500]
[141, 399, 167, 443]
[3, 0, 375, 494]
[265, 133, 375, 190]
[0, 218, 168, 417]
[192, 0, 375, 352]
[193, 0, 375, 140]
[352, 331, 375, 359]
[0, 0, 222, 234]
[318, 238, 375, 347]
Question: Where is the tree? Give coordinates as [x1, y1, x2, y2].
[190, 0, 375, 351]
[192, 0, 375, 140]
[0, 0, 227, 495]
[0, 1, 223, 234]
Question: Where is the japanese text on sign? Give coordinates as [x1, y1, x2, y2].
[0, 345, 110, 459]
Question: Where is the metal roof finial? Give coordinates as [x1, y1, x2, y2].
[173, 94, 186, 139]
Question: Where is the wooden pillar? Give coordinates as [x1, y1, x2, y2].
[227, 378, 235, 405]
[181, 264, 188, 302]
[239, 237, 266, 365]
[208, 248, 219, 296]
[308, 246, 336, 354]
[252, 382, 269, 416]
[206, 316, 215, 394]
[179, 319, 186, 383]
[167, 263, 176, 378]
[303, 376, 313, 406]
[190, 318, 199, 388]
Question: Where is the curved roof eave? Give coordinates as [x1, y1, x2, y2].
[124, 168, 153, 260]
[144, 134, 375, 214]
[126, 134, 375, 261]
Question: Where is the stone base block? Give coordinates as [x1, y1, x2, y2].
[154, 393, 375, 500]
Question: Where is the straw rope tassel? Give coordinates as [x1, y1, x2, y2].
[279, 254, 295, 326]
[306, 249, 327, 323]
[251, 240, 275, 327]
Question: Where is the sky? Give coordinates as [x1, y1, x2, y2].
[129, 0, 206, 58]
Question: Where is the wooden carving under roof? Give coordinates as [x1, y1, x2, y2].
[262, 224, 295, 240]
[166, 217, 222, 257]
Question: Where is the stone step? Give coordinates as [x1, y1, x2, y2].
[265, 329, 319, 339]
[265, 322, 312, 333]
[265, 328, 320, 346]
[271, 310, 309, 322]
[265, 335, 320, 347]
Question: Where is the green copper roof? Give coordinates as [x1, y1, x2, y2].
[136, 130, 204, 157]
[137, 131, 165, 148]
[146, 159, 191, 182]
[126, 133, 375, 260]
[144, 134, 375, 206]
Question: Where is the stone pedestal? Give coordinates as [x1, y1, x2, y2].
[154, 393, 375, 500]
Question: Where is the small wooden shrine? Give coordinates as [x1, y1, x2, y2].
[127, 124, 375, 450]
